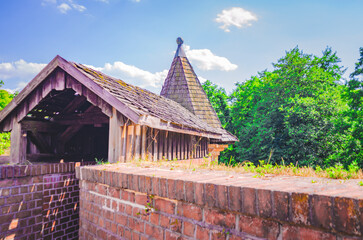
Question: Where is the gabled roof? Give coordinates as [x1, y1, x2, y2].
[161, 38, 222, 129]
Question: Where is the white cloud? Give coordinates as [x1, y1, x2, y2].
[0, 60, 46, 80]
[71, 3, 86, 12]
[183, 45, 238, 71]
[85, 62, 169, 88]
[57, 3, 72, 14]
[41, 0, 57, 6]
[215, 7, 258, 32]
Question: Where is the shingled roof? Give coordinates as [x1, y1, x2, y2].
[161, 38, 222, 129]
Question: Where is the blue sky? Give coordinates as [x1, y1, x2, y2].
[0, 0, 362, 93]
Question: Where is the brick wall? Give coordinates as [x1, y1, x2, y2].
[77, 164, 363, 240]
[0, 162, 93, 240]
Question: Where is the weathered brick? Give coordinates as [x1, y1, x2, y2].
[194, 182, 204, 205]
[273, 191, 289, 221]
[238, 215, 279, 240]
[242, 187, 256, 215]
[159, 178, 167, 198]
[228, 186, 241, 212]
[181, 202, 202, 221]
[165, 230, 181, 240]
[216, 185, 228, 210]
[291, 192, 310, 225]
[154, 198, 176, 215]
[196, 226, 210, 240]
[282, 225, 336, 240]
[175, 180, 185, 201]
[184, 181, 194, 202]
[311, 195, 333, 230]
[205, 183, 216, 208]
[257, 189, 272, 218]
[145, 223, 163, 240]
[183, 221, 195, 237]
[334, 197, 359, 235]
[167, 179, 176, 199]
[205, 208, 236, 229]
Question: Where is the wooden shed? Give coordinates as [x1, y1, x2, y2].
[0, 38, 237, 164]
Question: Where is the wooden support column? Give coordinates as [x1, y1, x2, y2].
[147, 128, 152, 161]
[134, 125, 141, 160]
[158, 131, 163, 160]
[126, 124, 135, 161]
[172, 133, 177, 160]
[141, 126, 147, 160]
[120, 124, 127, 162]
[108, 108, 124, 163]
[167, 132, 172, 160]
[10, 121, 27, 164]
[177, 133, 181, 160]
[153, 129, 158, 161]
[163, 131, 168, 160]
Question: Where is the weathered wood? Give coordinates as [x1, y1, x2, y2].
[108, 107, 124, 163]
[126, 125, 135, 161]
[180, 134, 184, 160]
[17, 101, 29, 122]
[167, 132, 172, 160]
[42, 78, 52, 98]
[10, 121, 27, 164]
[134, 125, 141, 160]
[146, 128, 152, 161]
[66, 75, 83, 95]
[184, 134, 188, 160]
[28, 131, 52, 153]
[158, 130, 163, 160]
[22, 120, 62, 133]
[141, 126, 147, 160]
[120, 124, 127, 162]
[163, 131, 168, 160]
[153, 129, 158, 161]
[55, 70, 66, 91]
[54, 112, 108, 125]
[172, 133, 177, 160]
[61, 96, 87, 114]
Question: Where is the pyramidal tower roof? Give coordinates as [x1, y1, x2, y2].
[161, 37, 222, 129]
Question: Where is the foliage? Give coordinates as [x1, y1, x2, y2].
[0, 81, 14, 155]
[203, 47, 363, 169]
[202, 80, 232, 131]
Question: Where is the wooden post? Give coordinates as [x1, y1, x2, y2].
[163, 131, 168, 160]
[158, 131, 163, 160]
[153, 129, 158, 161]
[183, 134, 187, 160]
[10, 120, 27, 164]
[108, 108, 123, 163]
[177, 133, 181, 160]
[172, 133, 177, 160]
[126, 124, 135, 161]
[141, 126, 147, 160]
[147, 128, 152, 161]
[134, 125, 141, 161]
[168, 132, 172, 160]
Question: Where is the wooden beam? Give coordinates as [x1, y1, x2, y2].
[141, 126, 147, 160]
[163, 131, 168, 160]
[27, 131, 53, 153]
[180, 134, 184, 160]
[108, 107, 124, 163]
[146, 128, 152, 161]
[153, 129, 158, 161]
[158, 130, 163, 160]
[172, 133, 177, 160]
[134, 125, 141, 161]
[54, 112, 109, 125]
[10, 121, 27, 164]
[126, 125, 135, 161]
[168, 132, 172, 161]
[61, 96, 87, 114]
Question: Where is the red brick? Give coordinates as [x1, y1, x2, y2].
[160, 178, 168, 198]
[135, 193, 148, 206]
[128, 217, 145, 233]
[242, 187, 256, 215]
[183, 221, 195, 237]
[273, 191, 289, 221]
[160, 215, 170, 228]
[181, 202, 202, 221]
[210, 229, 228, 240]
[175, 180, 185, 201]
[205, 208, 236, 229]
[282, 225, 336, 240]
[228, 186, 241, 212]
[165, 230, 181, 240]
[133, 231, 141, 240]
[334, 197, 359, 235]
[155, 198, 176, 214]
[205, 183, 217, 208]
[196, 226, 210, 240]
[115, 214, 127, 226]
[133, 175, 140, 192]
[124, 228, 132, 239]
[184, 181, 194, 202]
[139, 175, 146, 193]
[167, 179, 176, 199]
[291, 192, 310, 225]
[145, 176, 152, 194]
[149, 212, 160, 225]
[169, 218, 182, 233]
[152, 177, 160, 196]
[216, 185, 228, 210]
[311, 195, 333, 230]
[145, 223, 163, 240]
[257, 189, 272, 218]
[194, 182, 205, 206]
[238, 215, 279, 240]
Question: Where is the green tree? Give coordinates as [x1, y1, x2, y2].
[202, 80, 231, 131]
[0, 80, 14, 155]
[230, 47, 348, 167]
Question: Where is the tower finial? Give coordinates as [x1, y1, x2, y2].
[174, 37, 186, 58]
[176, 37, 184, 46]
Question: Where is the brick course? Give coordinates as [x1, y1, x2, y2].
[77, 164, 363, 239]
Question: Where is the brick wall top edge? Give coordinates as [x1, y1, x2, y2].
[0, 161, 94, 179]
[77, 163, 363, 200]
